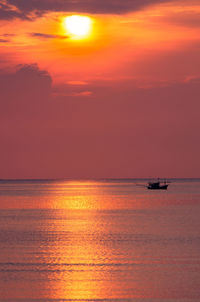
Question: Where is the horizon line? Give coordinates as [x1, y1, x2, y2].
[0, 177, 200, 181]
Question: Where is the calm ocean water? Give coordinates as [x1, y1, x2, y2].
[0, 179, 200, 302]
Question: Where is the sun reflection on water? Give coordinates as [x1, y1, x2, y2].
[45, 208, 109, 300]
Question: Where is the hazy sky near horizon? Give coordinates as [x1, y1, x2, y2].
[0, 0, 200, 178]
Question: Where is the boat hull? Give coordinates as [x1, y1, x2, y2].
[147, 184, 168, 190]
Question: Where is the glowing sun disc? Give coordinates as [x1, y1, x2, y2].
[65, 15, 92, 37]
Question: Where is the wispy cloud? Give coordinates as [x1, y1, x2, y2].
[161, 11, 200, 28]
[30, 32, 68, 40]
[0, 38, 9, 42]
[0, 33, 14, 42]
[71, 91, 93, 97]
[67, 81, 88, 86]
[0, 0, 25, 20]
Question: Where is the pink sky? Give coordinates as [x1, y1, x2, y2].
[0, 0, 200, 178]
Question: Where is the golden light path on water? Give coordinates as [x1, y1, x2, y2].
[47, 210, 107, 300]
[39, 181, 143, 300]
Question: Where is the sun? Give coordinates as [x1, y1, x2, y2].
[64, 15, 92, 38]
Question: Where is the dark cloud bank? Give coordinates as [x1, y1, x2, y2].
[0, 64, 51, 100]
[1, 0, 173, 19]
[0, 64, 200, 178]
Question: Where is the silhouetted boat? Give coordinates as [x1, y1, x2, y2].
[147, 180, 169, 190]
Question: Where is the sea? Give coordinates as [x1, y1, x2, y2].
[0, 178, 200, 302]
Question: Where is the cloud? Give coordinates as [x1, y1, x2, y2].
[0, 63, 52, 91]
[52, 83, 92, 97]
[0, 38, 9, 42]
[71, 91, 93, 97]
[163, 11, 200, 28]
[1, 0, 177, 19]
[30, 32, 68, 39]
[67, 81, 88, 86]
[0, 1, 25, 20]
[0, 34, 15, 42]
[0, 64, 52, 118]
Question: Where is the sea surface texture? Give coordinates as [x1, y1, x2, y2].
[0, 179, 200, 302]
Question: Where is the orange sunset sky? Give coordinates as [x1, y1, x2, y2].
[0, 0, 200, 178]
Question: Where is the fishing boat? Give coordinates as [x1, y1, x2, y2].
[147, 180, 168, 190]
